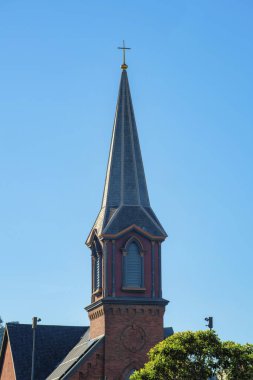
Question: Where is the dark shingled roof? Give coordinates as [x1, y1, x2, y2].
[3, 323, 87, 380]
[46, 329, 104, 380]
[164, 327, 174, 338]
[0, 323, 173, 379]
[47, 327, 171, 379]
[87, 70, 166, 242]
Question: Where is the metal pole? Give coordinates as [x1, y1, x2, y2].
[31, 317, 41, 380]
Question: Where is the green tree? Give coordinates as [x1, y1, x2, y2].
[130, 330, 253, 380]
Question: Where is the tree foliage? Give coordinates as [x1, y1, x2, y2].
[130, 330, 253, 380]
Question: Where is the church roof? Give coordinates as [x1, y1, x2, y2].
[46, 329, 103, 380]
[87, 69, 166, 243]
[0, 323, 87, 380]
[0, 323, 173, 379]
[164, 327, 174, 338]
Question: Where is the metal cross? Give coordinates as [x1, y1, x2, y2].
[118, 40, 131, 65]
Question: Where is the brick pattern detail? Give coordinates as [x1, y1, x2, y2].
[67, 342, 104, 380]
[88, 304, 165, 379]
[89, 306, 105, 339]
[0, 340, 15, 380]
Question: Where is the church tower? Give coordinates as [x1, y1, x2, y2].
[85, 56, 169, 379]
[0, 53, 170, 380]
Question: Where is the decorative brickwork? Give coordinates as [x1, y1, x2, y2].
[67, 343, 104, 380]
[104, 304, 165, 379]
[89, 306, 105, 339]
[86, 303, 165, 379]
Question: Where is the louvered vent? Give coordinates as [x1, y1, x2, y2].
[124, 242, 142, 287]
[95, 256, 102, 290]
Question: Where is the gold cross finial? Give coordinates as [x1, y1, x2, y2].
[118, 40, 131, 70]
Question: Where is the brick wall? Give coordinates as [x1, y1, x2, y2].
[104, 304, 165, 379]
[89, 306, 105, 339]
[88, 303, 165, 380]
[0, 340, 16, 380]
[67, 342, 104, 380]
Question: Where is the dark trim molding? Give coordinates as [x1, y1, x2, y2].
[121, 287, 146, 292]
[85, 297, 169, 312]
[103, 241, 108, 297]
[158, 242, 162, 298]
[112, 240, 116, 296]
[151, 241, 155, 298]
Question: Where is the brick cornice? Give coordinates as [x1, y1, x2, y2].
[85, 297, 169, 312]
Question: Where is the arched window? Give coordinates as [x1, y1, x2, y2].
[123, 241, 144, 288]
[125, 369, 136, 379]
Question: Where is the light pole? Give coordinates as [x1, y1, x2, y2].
[31, 316, 41, 380]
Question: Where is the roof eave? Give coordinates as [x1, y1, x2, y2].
[62, 337, 105, 380]
[101, 224, 167, 241]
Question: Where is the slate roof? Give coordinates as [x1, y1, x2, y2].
[0, 323, 87, 380]
[0, 323, 173, 379]
[46, 329, 104, 380]
[87, 69, 166, 243]
[164, 327, 174, 338]
[47, 326, 172, 379]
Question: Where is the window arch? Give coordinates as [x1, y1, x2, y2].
[125, 369, 136, 379]
[123, 240, 144, 288]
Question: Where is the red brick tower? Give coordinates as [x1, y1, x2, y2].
[85, 59, 168, 379]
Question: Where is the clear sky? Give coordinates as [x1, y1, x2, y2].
[0, 0, 252, 344]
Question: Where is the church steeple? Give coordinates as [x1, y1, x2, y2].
[85, 62, 169, 379]
[87, 68, 166, 244]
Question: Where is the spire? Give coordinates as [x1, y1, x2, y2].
[87, 69, 166, 244]
[102, 70, 150, 209]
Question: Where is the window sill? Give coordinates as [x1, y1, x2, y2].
[121, 287, 146, 293]
[92, 288, 102, 296]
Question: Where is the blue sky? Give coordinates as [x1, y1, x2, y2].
[0, 0, 252, 344]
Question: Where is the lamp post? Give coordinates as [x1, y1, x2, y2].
[204, 316, 213, 330]
[31, 317, 41, 380]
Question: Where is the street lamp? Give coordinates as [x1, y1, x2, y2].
[31, 317, 41, 380]
[205, 316, 213, 330]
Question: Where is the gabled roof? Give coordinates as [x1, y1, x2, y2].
[46, 329, 104, 380]
[0, 323, 87, 380]
[0, 323, 173, 380]
[87, 69, 166, 244]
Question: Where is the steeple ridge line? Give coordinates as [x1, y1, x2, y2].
[101, 206, 121, 233]
[140, 206, 167, 236]
[126, 72, 141, 205]
[101, 89, 121, 208]
[120, 73, 125, 205]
